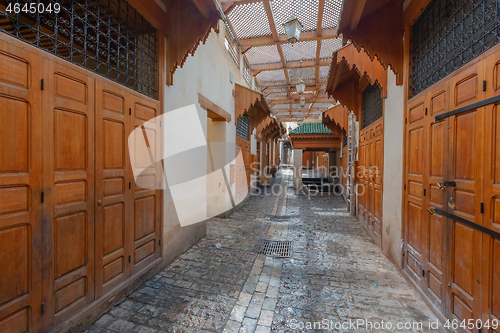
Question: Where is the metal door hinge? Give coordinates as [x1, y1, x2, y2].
[404, 184, 406, 190]
[480, 202, 484, 214]
[41, 79, 44, 90]
[423, 189, 426, 196]
[41, 192, 44, 203]
[129, 108, 131, 115]
[483, 80, 486, 92]
[41, 303, 45, 314]
[425, 108, 428, 115]
[422, 269, 425, 277]
[129, 182, 131, 189]
[128, 255, 131, 263]
[405, 118, 407, 124]
[159, 239, 161, 245]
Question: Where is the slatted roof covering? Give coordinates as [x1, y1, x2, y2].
[288, 67, 316, 82]
[223, 0, 344, 122]
[227, 2, 272, 39]
[271, 0, 319, 34]
[281, 41, 317, 61]
[322, 0, 343, 30]
[320, 38, 343, 58]
[319, 66, 331, 79]
[245, 45, 282, 65]
[256, 69, 287, 82]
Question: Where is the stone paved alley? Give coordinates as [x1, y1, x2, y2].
[83, 170, 443, 333]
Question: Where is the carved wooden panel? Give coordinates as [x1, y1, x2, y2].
[42, 60, 95, 329]
[0, 40, 43, 333]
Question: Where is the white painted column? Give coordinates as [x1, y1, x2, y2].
[292, 149, 303, 190]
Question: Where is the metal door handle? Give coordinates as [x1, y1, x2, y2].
[437, 181, 456, 190]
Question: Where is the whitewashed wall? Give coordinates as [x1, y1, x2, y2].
[161, 20, 253, 262]
[382, 69, 405, 267]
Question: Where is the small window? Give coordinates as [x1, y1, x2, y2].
[236, 114, 250, 140]
[361, 83, 383, 129]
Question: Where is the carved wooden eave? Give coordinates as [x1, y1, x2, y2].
[322, 104, 349, 132]
[337, 44, 388, 98]
[235, 83, 273, 133]
[338, 0, 404, 85]
[289, 134, 341, 150]
[166, 0, 221, 84]
[326, 55, 361, 113]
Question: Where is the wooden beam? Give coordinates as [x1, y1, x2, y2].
[252, 58, 330, 72]
[350, 0, 367, 31]
[240, 28, 338, 50]
[259, 78, 327, 87]
[271, 98, 334, 105]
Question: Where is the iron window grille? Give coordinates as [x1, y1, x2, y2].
[343, 129, 347, 147]
[215, 0, 240, 68]
[0, 0, 158, 99]
[242, 56, 252, 87]
[361, 83, 383, 129]
[236, 113, 250, 140]
[410, 0, 500, 97]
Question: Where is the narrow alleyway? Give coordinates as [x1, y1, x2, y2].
[84, 170, 443, 333]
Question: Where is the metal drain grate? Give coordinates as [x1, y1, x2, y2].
[255, 239, 292, 258]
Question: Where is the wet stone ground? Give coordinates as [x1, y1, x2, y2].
[83, 170, 444, 333]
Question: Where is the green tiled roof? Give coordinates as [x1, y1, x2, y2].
[289, 122, 333, 135]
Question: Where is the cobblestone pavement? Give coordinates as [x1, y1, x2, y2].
[83, 170, 444, 333]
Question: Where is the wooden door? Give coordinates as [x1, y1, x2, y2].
[358, 118, 383, 244]
[481, 50, 500, 333]
[0, 40, 43, 333]
[41, 60, 95, 329]
[130, 95, 161, 275]
[358, 130, 367, 225]
[404, 94, 427, 290]
[94, 81, 132, 298]
[444, 62, 485, 330]
[425, 82, 450, 314]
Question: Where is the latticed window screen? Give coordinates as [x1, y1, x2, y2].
[361, 83, 383, 129]
[343, 129, 347, 147]
[410, 0, 500, 97]
[243, 57, 252, 87]
[236, 113, 250, 140]
[0, 0, 157, 98]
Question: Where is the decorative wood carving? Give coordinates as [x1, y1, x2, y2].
[337, 44, 388, 98]
[338, 0, 404, 85]
[235, 83, 274, 133]
[322, 104, 349, 132]
[198, 93, 231, 122]
[166, 0, 220, 84]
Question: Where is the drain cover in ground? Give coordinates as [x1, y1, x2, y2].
[255, 239, 292, 258]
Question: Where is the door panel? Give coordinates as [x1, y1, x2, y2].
[42, 60, 95, 329]
[482, 51, 500, 332]
[357, 118, 383, 245]
[0, 40, 43, 333]
[130, 95, 161, 275]
[95, 81, 132, 298]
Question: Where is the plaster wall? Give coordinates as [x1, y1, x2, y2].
[382, 69, 405, 267]
[161, 20, 253, 263]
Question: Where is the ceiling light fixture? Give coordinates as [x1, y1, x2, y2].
[283, 15, 302, 44]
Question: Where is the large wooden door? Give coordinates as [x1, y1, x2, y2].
[481, 50, 500, 332]
[0, 40, 43, 333]
[41, 60, 96, 329]
[130, 95, 161, 275]
[444, 63, 485, 329]
[358, 118, 383, 244]
[94, 81, 133, 298]
[403, 46, 500, 331]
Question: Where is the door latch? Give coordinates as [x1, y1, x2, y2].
[437, 180, 456, 190]
[427, 207, 435, 215]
